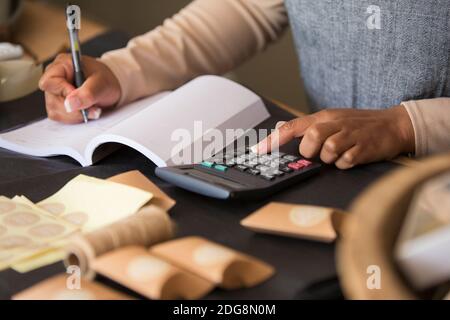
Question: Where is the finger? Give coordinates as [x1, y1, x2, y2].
[335, 145, 364, 170]
[39, 59, 75, 96]
[56, 109, 84, 124]
[256, 116, 315, 154]
[64, 75, 105, 112]
[320, 130, 357, 164]
[42, 77, 76, 98]
[299, 122, 342, 159]
[39, 66, 76, 97]
[275, 121, 286, 130]
[251, 121, 287, 153]
[45, 93, 62, 121]
[87, 107, 102, 120]
[45, 93, 84, 124]
[48, 108, 84, 124]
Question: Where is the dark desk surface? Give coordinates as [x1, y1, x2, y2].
[0, 32, 398, 300]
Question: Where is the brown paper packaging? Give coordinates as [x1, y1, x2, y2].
[151, 237, 275, 290]
[65, 205, 175, 280]
[13, 274, 131, 300]
[92, 246, 214, 300]
[241, 202, 346, 243]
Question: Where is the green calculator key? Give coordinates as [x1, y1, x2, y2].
[214, 165, 228, 172]
[201, 161, 215, 168]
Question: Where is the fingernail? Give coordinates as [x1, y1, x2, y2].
[256, 140, 268, 155]
[64, 99, 73, 113]
[65, 96, 82, 112]
[275, 121, 286, 130]
[88, 108, 102, 120]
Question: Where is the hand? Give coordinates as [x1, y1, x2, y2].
[255, 106, 415, 169]
[39, 54, 121, 124]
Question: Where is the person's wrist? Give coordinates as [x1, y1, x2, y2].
[97, 58, 122, 107]
[387, 105, 415, 154]
[104, 66, 122, 105]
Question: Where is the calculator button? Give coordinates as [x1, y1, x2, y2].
[284, 155, 300, 162]
[201, 161, 215, 168]
[298, 162, 307, 169]
[209, 155, 225, 163]
[280, 166, 294, 173]
[225, 159, 236, 167]
[235, 165, 248, 172]
[261, 174, 275, 181]
[256, 165, 271, 172]
[243, 162, 257, 169]
[279, 158, 291, 165]
[270, 152, 285, 158]
[288, 162, 304, 171]
[236, 157, 246, 165]
[256, 159, 269, 166]
[214, 165, 228, 172]
[297, 159, 313, 167]
[268, 169, 284, 177]
[269, 160, 281, 168]
[267, 154, 282, 161]
[247, 169, 260, 176]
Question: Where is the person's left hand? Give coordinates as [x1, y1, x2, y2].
[254, 106, 415, 169]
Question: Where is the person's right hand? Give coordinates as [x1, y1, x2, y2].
[39, 54, 121, 124]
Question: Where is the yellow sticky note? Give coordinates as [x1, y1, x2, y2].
[0, 248, 22, 271]
[38, 175, 153, 232]
[12, 248, 65, 274]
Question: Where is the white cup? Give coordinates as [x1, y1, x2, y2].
[0, 60, 43, 102]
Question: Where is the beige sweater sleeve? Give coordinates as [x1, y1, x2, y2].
[100, 0, 287, 106]
[402, 98, 450, 157]
[100, 0, 450, 158]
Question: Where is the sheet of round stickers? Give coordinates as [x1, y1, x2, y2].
[0, 196, 78, 271]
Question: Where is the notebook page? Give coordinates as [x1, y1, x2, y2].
[86, 76, 270, 167]
[0, 92, 168, 165]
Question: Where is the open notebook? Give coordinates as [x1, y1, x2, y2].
[0, 76, 270, 167]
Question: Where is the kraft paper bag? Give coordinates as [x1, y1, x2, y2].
[241, 202, 346, 243]
[92, 246, 214, 300]
[108, 171, 175, 211]
[13, 274, 132, 300]
[151, 237, 275, 290]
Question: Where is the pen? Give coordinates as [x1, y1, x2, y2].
[66, 4, 89, 123]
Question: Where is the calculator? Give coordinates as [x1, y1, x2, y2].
[155, 148, 321, 200]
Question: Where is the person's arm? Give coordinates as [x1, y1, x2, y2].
[255, 98, 450, 170]
[39, 0, 287, 124]
[402, 98, 450, 157]
[101, 0, 288, 106]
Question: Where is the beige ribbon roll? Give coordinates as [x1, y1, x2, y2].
[65, 205, 175, 280]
